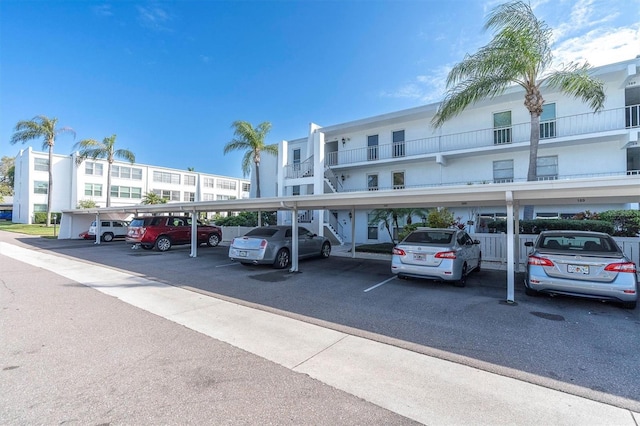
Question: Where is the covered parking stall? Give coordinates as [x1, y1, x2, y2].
[59, 175, 640, 303]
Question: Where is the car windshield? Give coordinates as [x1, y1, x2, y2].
[129, 219, 147, 227]
[539, 235, 619, 253]
[245, 228, 279, 237]
[403, 231, 453, 245]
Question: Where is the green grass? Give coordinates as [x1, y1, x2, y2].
[0, 221, 59, 238]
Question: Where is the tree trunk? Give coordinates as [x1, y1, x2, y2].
[106, 161, 112, 207]
[524, 101, 543, 220]
[255, 161, 261, 198]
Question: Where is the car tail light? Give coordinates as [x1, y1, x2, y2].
[392, 247, 406, 256]
[435, 251, 456, 259]
[604, 262, 637, 273]
[260, 239, 268, 249]
[528, 256, 554, 267]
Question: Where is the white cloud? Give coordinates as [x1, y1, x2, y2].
[137, 5, 172, 31]
[553, 24, 640, 67]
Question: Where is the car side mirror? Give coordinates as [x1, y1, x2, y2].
[524, 241, 534, 247]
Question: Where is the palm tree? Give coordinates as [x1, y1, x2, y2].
[10, 115, 75, 226]
[432, 0, 605, 219]
[369, 208, 404, 244]
[74, 134, 135, 207]
[141, 192, 167, 205]
[223, 120, 277, 198]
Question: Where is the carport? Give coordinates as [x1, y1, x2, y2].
[60, 175, 640, 303]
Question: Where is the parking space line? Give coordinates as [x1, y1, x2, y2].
[364, 276, 397, 293]
[215, 262, 240, 268]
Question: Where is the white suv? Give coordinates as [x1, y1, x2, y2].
[89, 220, 129, 242]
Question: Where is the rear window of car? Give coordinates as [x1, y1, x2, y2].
[130, 218, 154, 227]
[245, 228, 279, 237]
[539, 235, 619, 253]
[404, 231, 453, 244]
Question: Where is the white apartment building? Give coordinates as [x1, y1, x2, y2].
[258, 57, 640, 245]
[12, 147, 250, 224]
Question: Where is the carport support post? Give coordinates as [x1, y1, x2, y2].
[94, 213, 101, 245]
[506, 191, 515, 303]
[290, 209, 299, 272]
[350, 207, 356, 259]
[190, 209, 198, 258]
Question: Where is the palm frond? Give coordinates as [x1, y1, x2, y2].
[544, 62, 605, 111]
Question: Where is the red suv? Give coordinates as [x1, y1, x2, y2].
[126, 215, 222, 252]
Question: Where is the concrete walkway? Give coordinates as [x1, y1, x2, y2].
[1, 240, 638, 425]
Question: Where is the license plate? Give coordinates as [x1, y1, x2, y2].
[568, 264, 589, 274]
[413, 253, 426, 261]
[239, 251, 247, 257]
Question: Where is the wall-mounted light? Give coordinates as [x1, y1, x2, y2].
[348, 211, 353, 220]
[341, 137, 350, 146]
[341, 174, 346, 182]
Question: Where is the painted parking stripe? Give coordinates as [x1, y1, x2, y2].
[364, 276, 397, 293]
[216, 262, 240, 268]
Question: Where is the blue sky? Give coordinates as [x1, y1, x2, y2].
[1, 0, 639, 179]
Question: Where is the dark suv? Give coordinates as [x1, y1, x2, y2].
[126, 215, 222, 252]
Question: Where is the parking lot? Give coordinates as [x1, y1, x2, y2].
[5, 233, 640, 412]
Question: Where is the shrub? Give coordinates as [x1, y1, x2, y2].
[486, 219, 615, 235]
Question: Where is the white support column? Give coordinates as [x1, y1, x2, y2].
[290, 208, 299, 272]
[350, 208, 356, 259]
[514, 203, 520, 272]
[313, 130, 325, 236]
[190, 209, 198, 258]
[506, 191, 515, 303]
[277, 140, 288, 225]
[94, 212, 101, 245]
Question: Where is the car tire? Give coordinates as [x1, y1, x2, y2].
[454, 264, 467, 287]
[102, 232, 114, 242]
[273, 248, 290, 269]
[320, 242, 331, 258]
[621, 300, 637, 309]
[474, 254, 481, 273]
[207, 233, 220, 247]
[155, 236, 172, 252]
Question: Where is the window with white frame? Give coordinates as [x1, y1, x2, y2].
[203, 177, 215, 188]
[540, 103, 556, 139]
[34, 158, 49, 171]
[493, 160, 514, 183]
[293, 149, 301, 170]
[537, 156, 558, 180]
[84, 183, 103, 196]
[392, 130, 405, 158]
[367, 135, 379, 160]
[367, 173, 378, 191]
[85, 162, 103, 176]
[292, 185, 300, 196]
[152, 171, 180, 185]
[111, 186, 142, 199]
[33, 203, 47, 212]
[111, 165, 142, 180]
[217, 194, 237, 200]
[242, 182, 250, 192]
[493, 111, 512, 144]
[184, 175, 196, 186]
[152, 189, 180, 201]
[216, 179, 237, 190]
[367, 212, 378, 239]
[33, 181, 48, 194]
[184, 191, 195, 202]
[392, 171, 405, 189]
[202, 193, 216, 201]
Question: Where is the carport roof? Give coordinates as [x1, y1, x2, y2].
[64, 175, 639, 216]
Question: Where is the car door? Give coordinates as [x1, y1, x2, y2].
[459, 231, 479, 268]
[168, 216, 190, 244]
[298, 227, 320, 256]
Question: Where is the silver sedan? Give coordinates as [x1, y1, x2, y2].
[524, 230, 638, 309]
[229, 225, 331, 269]
[391, 228, 482, 287]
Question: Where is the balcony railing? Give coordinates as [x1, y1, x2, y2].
[284, 155, 314, 179]
[320, 105, 638, 168]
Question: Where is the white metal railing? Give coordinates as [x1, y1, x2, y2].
[284, 155, 314, 179]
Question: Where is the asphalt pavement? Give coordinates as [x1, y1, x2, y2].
[1, 232, 639, 425]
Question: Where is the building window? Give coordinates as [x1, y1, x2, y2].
[33, 203, 47, 212]
[367, 134, 379, 161]
[242, 182, 250, 192]
[34, 158, 49, 171]
[392, 130, 405, 158]
[367, 213, 378, 240]
[493, 111, 512, 144]
[85, 162, 103, 176]
[217, 195, 236, 200]
[33, 181, 48, 194]
[152, 189, 180, 201]
[202, 193, 215, 201]
[111, 186, 142, 199]
[184, 175, 196, 186]
[184, 191, 195, 202]
[292, 185, 300, 196]
[111, 166, 142, 180]
[153, 171, 180, 185]
[540, 103, 556, 139]
[84, 183, 103, 196]
[367, 174, 378, 191]
[627, 147, 640, 175]
[625, 86, 640, 128]
[392, 171, 405, 189]
[493, 160, 514, 183]
[537, 156, 558, 180]
[216, 179, 237, 190]
[293, 149, 301, 170]
[203, 177, 215, 188]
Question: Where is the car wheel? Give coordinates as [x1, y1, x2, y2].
[454, 264, 467, 287]
[102, 232, 114, 242]
[621, 300, 636, 309]
[273, 248, 290, 269]
[207, 233, 220, 247]
[474, 254, 481, 273]
[320, 242, 331, 258]
[155, 236, 172, 252]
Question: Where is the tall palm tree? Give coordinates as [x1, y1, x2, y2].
[10, 115, 75, 226]
[74, 134, 135, 207]
[223, 120, 277, 198]
[369, 208, 404, 244]
[432, 1, 605, 219]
